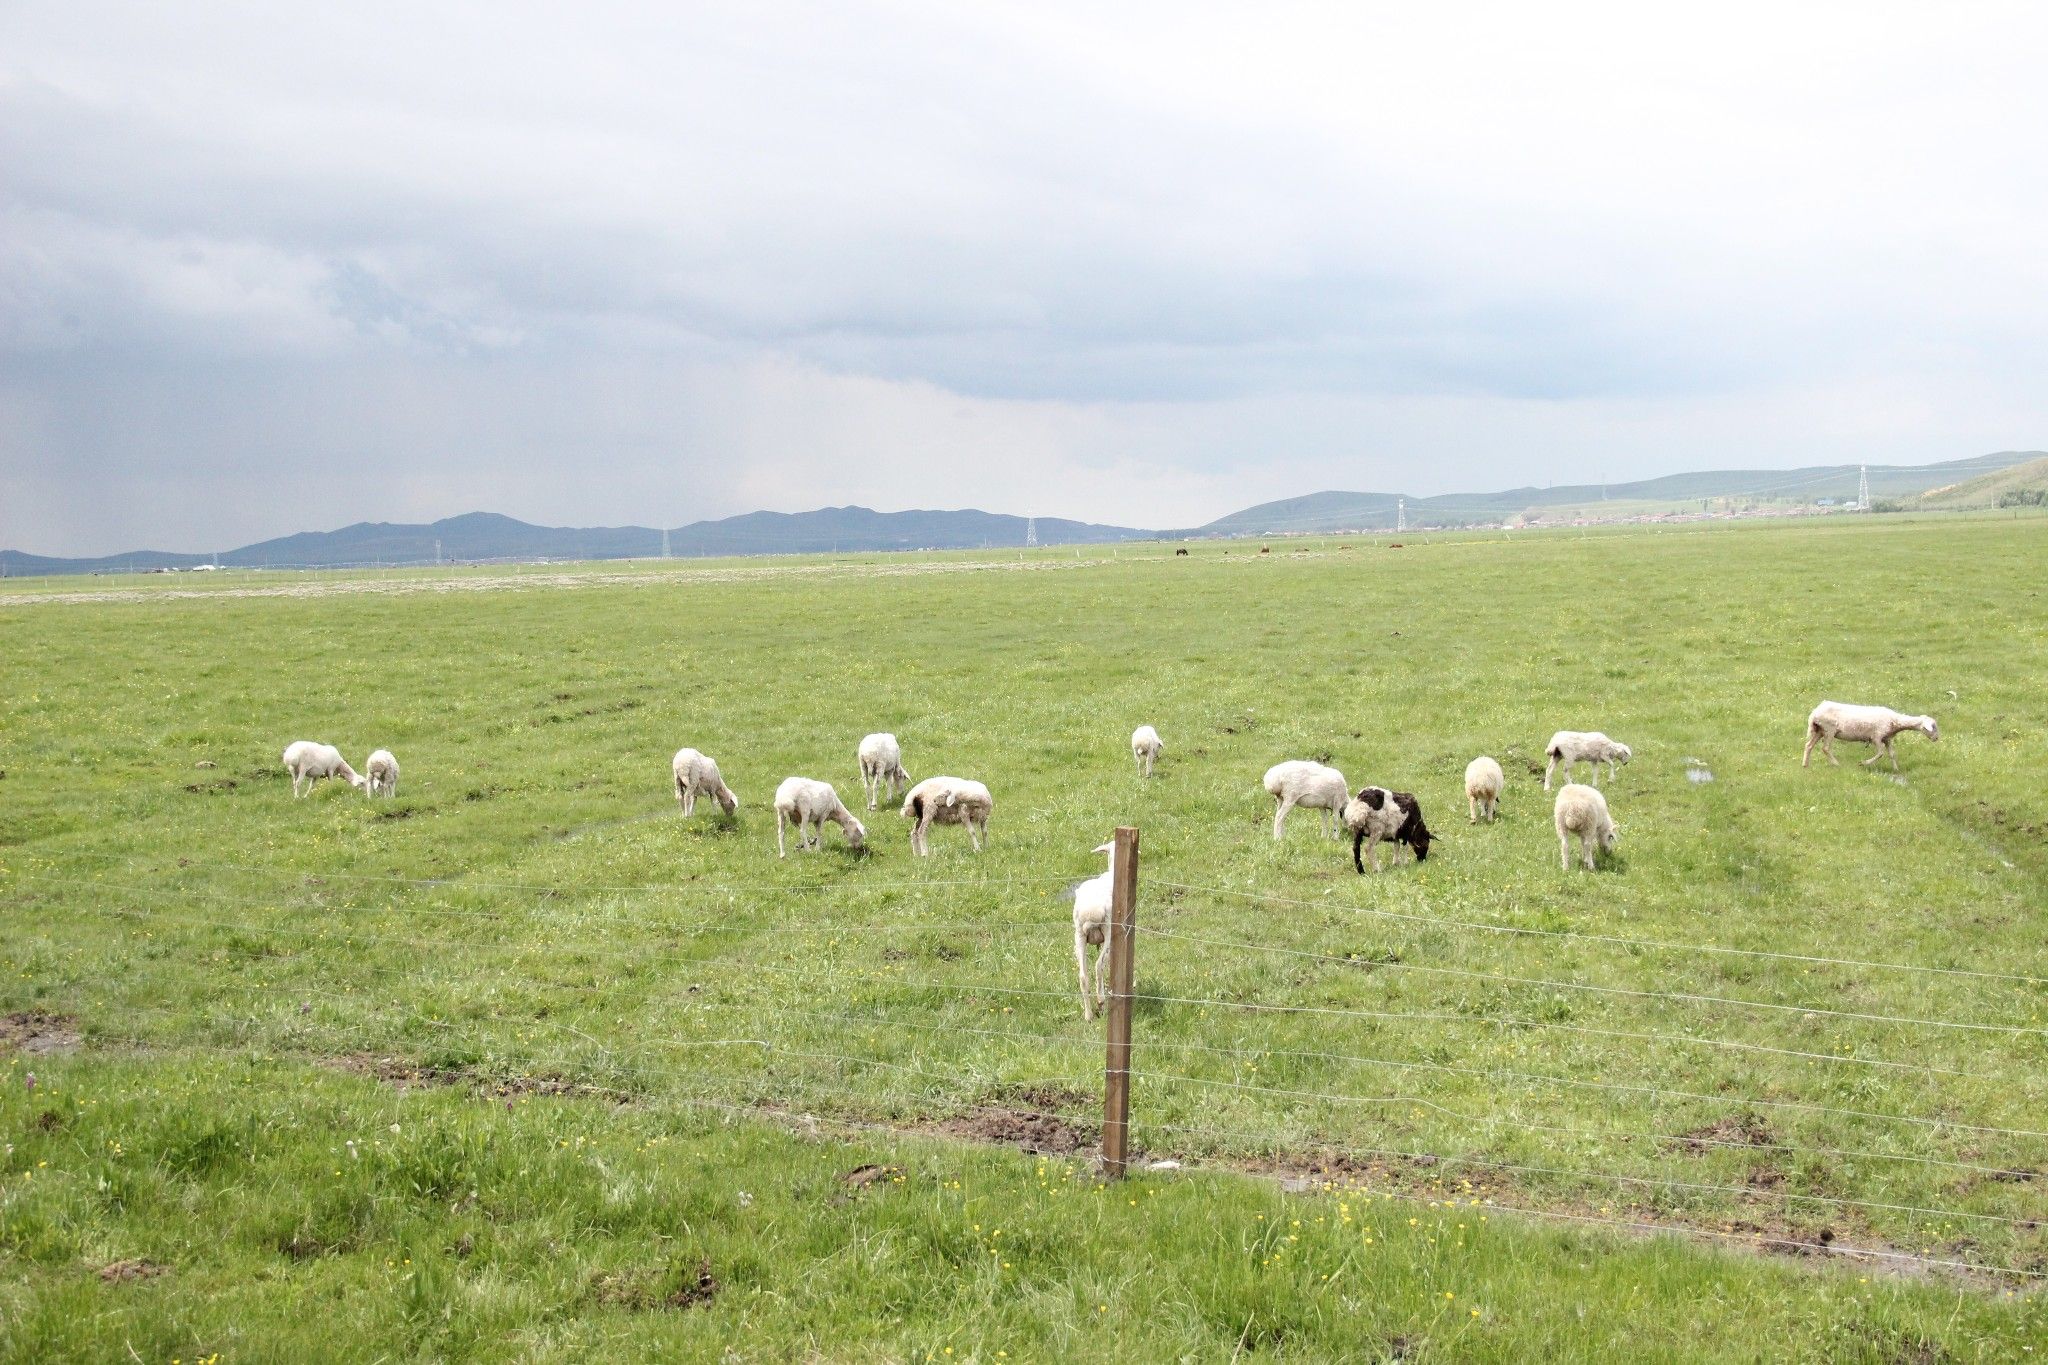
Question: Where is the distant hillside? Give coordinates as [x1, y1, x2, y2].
[0, 506, 1150, 576]
[1911, 456, 2048, 510]
[1195, 452, 2045, 535]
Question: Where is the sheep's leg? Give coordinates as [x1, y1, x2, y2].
[1559, 831, 1571, 872]
[1368, 835, 1383, 873]
[776, 811, 788, 858]
[1468, 794, 1478, 824]
[1802, 726, 1818, 767]
[1861, 739, 1884, 767]
[1543, 756, 1557, 790]
[969, 818, 984, 852]
[1096, 936, 1111, 1011]
[1077, 935, 1094, 1021]
[1272, 796, 1295, 840]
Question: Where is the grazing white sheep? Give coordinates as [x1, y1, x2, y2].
[856, 733, 911, 810]
[1464, 756, 1503, 823]
[1072, 841, 1119, 1021]
[1554, 783, 1619, 871]
[363, 749, 399, 797]
[772, 777, 867, 857]
[671, 747, 739, 817]
[282, 741, 363, 798]
[1262, 760, 1349, 840]
[1130, 725, 1164, 778]
[1342, 786, 1436, 872]
[900, 776, 993, 856]
[1544, 731, 1632, 790]
[1803, 701, 1939, 772]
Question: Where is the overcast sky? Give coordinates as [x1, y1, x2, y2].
[4, 2, 2045, 554]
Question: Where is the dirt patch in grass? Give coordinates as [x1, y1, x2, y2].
[327, 1053, 610, 1102]
[1, 1011, 81, 1054]
[98, 1258, 168, 1283]
[942, 1107, 1092, 1155]
[1668, 1113, 1777, 1154]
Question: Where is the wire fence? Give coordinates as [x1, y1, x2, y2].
[6, 850, 2044, 1282]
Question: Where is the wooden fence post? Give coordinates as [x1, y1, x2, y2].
[1102, 825, 1139, 1178]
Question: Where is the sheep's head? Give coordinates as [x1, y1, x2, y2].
[1614, 743, 1633, 765]
[901, 793, 923, 820]
[1918, 716, 1939, 741]
[717, 788, 740, 814]
[1093, 840, 1116, 859]
[842, 816, 868, 850]
[1601, 822, 1620, 852]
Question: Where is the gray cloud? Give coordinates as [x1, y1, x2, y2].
[3, 0, 2046, 553]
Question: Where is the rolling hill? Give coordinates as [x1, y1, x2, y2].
[0, 507, 1151, 575]
[1910, 455, 2048, 510]
[1192, 451, 2045, 535]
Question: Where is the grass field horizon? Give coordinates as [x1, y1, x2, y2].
[4, 513, 2044, 1359]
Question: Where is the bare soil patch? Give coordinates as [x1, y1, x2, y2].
[328, 1053, 606, 1102]
[942, 1107, 1092, 1155]
[1, 1011, 81, 1054]
[98, 1259, 168, 1283]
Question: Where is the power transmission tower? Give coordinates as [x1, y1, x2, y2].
[1396, 498, 1406, 533]
[661, 527, 671, 558]
[435, 538, 443, 564]
[1857, 464, 1871, 510]
[1025, 516, 1038, 548]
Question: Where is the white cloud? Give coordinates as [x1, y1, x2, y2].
[2, 0, 2045, 552]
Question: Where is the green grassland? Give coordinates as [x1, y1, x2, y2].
[3, 515, 2045, 1360]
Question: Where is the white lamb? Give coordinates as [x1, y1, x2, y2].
[856, 733, 911, 810]
[1464, 756, 1503, 823]
[1130, 725, 1164, 778]
[1544, 731, 1632, 790]
[672, 747, 739, 817]
[1554, 782, 1619, 871]
[282, 741, 363, 798]
[772, 777, 867, 857]
[362, 749, 400, 797]
[1072, 841, 1119, 1021]
[900, 776, 993, 856]
[1803, 701, 1939, 772]
[1262, 760, 1349, 840]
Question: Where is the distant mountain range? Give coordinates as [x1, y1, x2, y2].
[0, 507, 1151, 575]
[1192, 451, 2045, 536]
[4, 452, 2039, 575]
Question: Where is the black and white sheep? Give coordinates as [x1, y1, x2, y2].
[1342, 786, 1435, 872]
